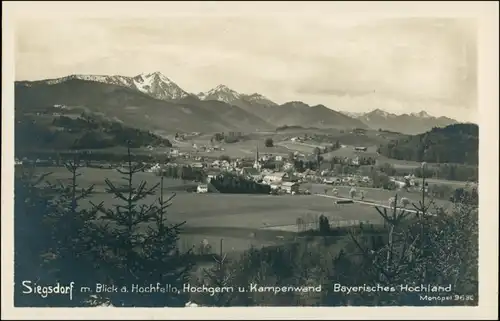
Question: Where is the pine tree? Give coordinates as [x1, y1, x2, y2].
[140, 174, 195, 306]
[89, 143, 194, 307]
[14, 164, 56, 306]
[195, 239, 233, 306]
[43, 153, 100, 306]
[345, 162, 479, 305]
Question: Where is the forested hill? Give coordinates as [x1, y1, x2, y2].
[377, 123, 478, 165]
[15, 110, 172, 153]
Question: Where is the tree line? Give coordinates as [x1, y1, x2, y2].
[158, 165, 206, 182]
[209, 172, 271, 194]
[16, 113, 172, 151]
[211, 132, 245, 144]
[412, 164, 478, 182]
[377, 123, 478, 165]
[16, 150, 169, 167]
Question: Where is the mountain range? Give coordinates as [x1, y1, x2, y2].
[16, 72, 459, 135]
[341, 109, 459, 135]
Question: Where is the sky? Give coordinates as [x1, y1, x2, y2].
[15, 15, 478, 122]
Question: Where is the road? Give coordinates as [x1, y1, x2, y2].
[262, 193, 427, 232]
[313, 193, 433, 216]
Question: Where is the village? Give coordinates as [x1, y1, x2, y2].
[144, 143, 420, 197]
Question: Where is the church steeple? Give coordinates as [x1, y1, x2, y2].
[253, 143, 261, 170]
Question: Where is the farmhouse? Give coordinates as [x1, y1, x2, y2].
[197, 184, 208, 193]
[281, 182, 299, 194]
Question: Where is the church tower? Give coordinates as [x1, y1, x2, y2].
[253, 144, 261, 170]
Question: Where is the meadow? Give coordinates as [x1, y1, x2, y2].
[33, 166, 386, 254]
[40, 166, 196, 193]
[172, 133, 293, 158]
[89, 192, 385, 254]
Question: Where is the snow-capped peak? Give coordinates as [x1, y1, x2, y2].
[210, 84, 239, 95]
[197, 86, 279, 106]
[131, 72, 188, 100]
[139, 71, 172, 83]
[410, 111, 432, 118]
[201, 84, 241, 103]
[363, 108, 399, 119]
[38, 71, 188, 101]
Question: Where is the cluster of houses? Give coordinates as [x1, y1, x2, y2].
[148, 144, 381, 195]
[203, 165, 302, 195]
[321, 174, 371, 186]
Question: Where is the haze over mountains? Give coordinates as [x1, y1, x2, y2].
[340, 109, 460, 135]
[17, 72, 460, 135]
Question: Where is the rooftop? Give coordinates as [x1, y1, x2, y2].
[242, 167, 260, 175]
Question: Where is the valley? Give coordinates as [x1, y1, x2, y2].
[14, 71, 478, 264]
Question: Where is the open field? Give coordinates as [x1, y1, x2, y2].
[36, 167, 195, 193]
[27, 163, 463, 254]
[275, 141, 318, 154]
[322, 145, 379, 159]
[85, 192, 384, 253]
[173, 133, 294, 158]
[171, 129, 399, 159]
[30, 166, 385, 253]
[424, 178, 473, 188]
[85, 192, 384, 228]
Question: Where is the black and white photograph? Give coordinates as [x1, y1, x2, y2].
[2, 1, 498, 319]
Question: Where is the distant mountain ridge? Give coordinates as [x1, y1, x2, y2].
[15, 79, 273, 133]
[17, 72, 459, 134]
[197, 84, 278, 108]
[22, 72, 191, 101]
[340, 108, 459, 135]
